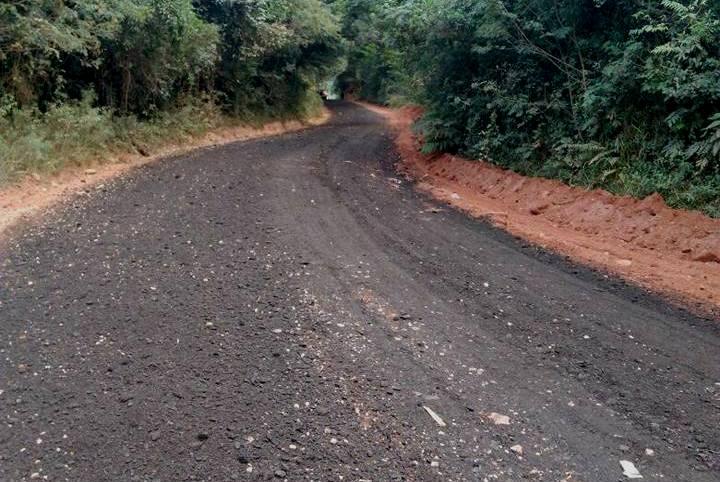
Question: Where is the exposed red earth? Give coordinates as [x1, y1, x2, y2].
[366, 103, 720, 316]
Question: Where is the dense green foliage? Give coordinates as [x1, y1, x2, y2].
[0, 0, 342, 182]
[3, 0, 719, 215]
[336, 0, 720, 215]
[0, 0, 342, 114]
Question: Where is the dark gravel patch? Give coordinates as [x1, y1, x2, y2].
[1, 102, 718, 481]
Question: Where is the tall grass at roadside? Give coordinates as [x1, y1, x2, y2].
[0, 93, 323, 186]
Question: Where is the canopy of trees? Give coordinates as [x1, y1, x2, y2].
[0, 0, 343, 117]
[334, 0, 720, 215]
[2, 0, 719, 215]
[0, 0, 344, 183]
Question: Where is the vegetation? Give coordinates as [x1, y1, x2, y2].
[0, 0, 342, 183]
[334, 0, 720, 216]
[2, 0, 719, 216]
[0, 94, 227, 183]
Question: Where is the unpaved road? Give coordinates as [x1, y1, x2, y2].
[1, 102, 719, 481]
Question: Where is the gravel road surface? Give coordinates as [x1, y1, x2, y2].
[1, 102, 719, 481]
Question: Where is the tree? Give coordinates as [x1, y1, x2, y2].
[338, 0, 720, 214]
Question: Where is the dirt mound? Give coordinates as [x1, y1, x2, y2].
[367, 103, 720, 315]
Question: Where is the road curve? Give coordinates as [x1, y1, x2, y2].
[1, 102, 719, 481]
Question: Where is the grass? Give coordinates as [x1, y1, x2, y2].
[0, 93, 324, 186]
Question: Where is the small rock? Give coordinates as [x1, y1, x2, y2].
[197, 432, 209, 441]
[150, 431, 161, 441]
[693, 251, 720, 263]
[84, 169, 97, 175]
[274, 469, 286, 478]
[487, 412, 510, 425]
[620, 460, 643, 479]
[619, 444, 630, 452]
[528, 203, 549, 216]
[510, 444, 523, 455]
[645, 448, 655, 457]
[236, 447, 250, 464]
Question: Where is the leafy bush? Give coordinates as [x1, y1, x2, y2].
[98, 0, 220, 114]
[337, 0, 720, 215]
[0, 0, 343, 182]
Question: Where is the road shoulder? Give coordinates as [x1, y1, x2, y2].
[362, 102, 720, 317]
[0, 109, 330, 242]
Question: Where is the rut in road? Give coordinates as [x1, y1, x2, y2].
[1, 102, 719, 481]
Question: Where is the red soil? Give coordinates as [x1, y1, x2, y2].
[367, 103, 720, 316]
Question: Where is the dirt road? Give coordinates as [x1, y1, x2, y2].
[1, 102, 719, 481]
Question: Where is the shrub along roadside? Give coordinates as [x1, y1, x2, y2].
[0, 0, 342, 184]
[334, 0, 720, 218]
[0, 93, 325, 186]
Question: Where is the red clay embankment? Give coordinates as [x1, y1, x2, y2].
[368, 103, 720, 316]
